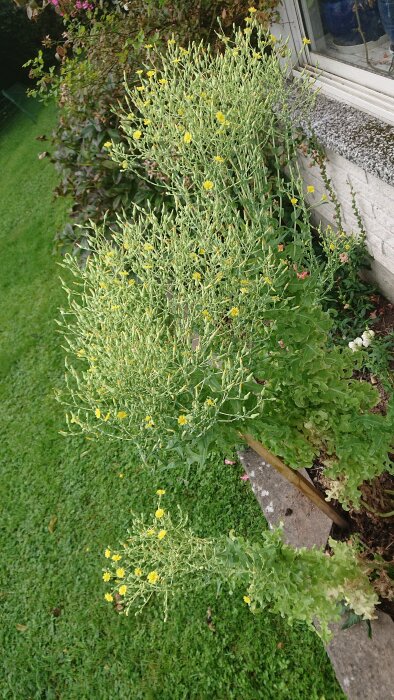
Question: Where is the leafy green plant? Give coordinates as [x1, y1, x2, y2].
[102, 494, 378, 642]
[22, 1, 280, 254]
[59, 21, 393, 508]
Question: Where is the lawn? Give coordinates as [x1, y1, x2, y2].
[0, 104, 345, 699]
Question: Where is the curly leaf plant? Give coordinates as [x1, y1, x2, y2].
[59, 17, 393, 508]
[101, 494, 378, 642]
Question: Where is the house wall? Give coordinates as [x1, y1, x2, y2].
[298, 148, 394, 302]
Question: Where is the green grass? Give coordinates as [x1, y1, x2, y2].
[0, 105, 345, 699]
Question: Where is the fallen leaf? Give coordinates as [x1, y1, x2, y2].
[38, 151, 49, 160]
[48, 515, 58, 533]
[16, 624, 28, 632]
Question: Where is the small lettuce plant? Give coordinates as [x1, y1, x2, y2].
[59, 18, 393, 507]
[102, 493, 378, 642]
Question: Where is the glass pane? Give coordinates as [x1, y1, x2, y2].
[299, 0, 394, 78]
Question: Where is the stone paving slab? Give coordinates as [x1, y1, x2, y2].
[238, 447, 394, 700]
[327, 610, 394, 700]
[238, 448, 332, 549]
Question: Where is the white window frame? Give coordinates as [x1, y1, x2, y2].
[274, 1, 394, 125]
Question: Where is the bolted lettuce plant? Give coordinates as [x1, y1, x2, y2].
[59, 18, 393, 508]
[102, 494, 378, 642]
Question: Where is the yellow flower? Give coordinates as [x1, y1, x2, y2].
[248, 6, 257, 12]
[168, 38, 176, 45]
[102, 571, 111, 582]
[269, 34, 277, 44]
[133, 130, 142, 140]
[144, 119, 151, 125]
[243, 595, 251, 605]
[136, 86, 145, 92]
[158, 78, 168, 85]
[205, 398, 215, 407]
[117, 411, 128, 420]
[203, 180, 214, 191]
[95, 408, 101, 419]
[147, 571, 159, 585]
[103, 141, 112, 148]
[253, 52, 262, 59]
[213, 155, 224, 163]
[177, 415, 188, 426]
[105, 548, 111, 559]
[104, 412, 110, 422]
[202, 309, 212, 321]
[157, 529, 167, 540]
[146, 529, 155, 536]
[144, 243, 154, 252]
[146, 70, 156, 77]
[121, 161, 128, 170]
[135, 69, 143, 75]
[345, 244, 351, 251]
[156, 489, 166, 495]
[126, 113, 134, 120]
[119, 585, 127, 596]
[290, 197, 298, 205]
[263, 276, 273, 285]
[134, 567, 143, 577]
[198, 248, 205, 255]
[183, 131, 192, 144]
[321, 193, 328, 201]
[118, 473, 124, 479]
[229, 307, 239, 318]
[155, 508, 165, 519]
[116, 568, 125, 578]
[307, 185, 315, 193]
[112, 554, 122, 562]
[329, 242, 336, 251]
[216, 111, 226, 124]
[192, 271, 201, 282]
[145, 43, 153, 49]
[302, 37, 311, 45]
[104, 593, 113, 602]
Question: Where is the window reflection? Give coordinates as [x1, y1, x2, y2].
[299, 0, 394, 77]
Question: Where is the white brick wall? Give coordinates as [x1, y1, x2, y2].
[297, 149, 394, 301]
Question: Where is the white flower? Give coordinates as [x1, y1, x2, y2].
[348, 338, 363, 352]
[361, 329, 375, 347]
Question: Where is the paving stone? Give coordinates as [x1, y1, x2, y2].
[327, 610, 394, 700]
[238, 448, 332, 549]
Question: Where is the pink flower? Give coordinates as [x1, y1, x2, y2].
[296, 270, 309, 280]
[339, 253, 349, 263]
[224, 458, 236, 465]
[240, 474, 250, 481]
[278, 339, 285, 348]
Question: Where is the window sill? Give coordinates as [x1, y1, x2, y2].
[295, 91, 394, 187]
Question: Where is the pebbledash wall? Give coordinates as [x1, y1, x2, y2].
[272, 23, 394, 301]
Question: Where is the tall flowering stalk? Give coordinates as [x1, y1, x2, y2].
[59, 18, 393, 506]
[102, 496, 378, 642]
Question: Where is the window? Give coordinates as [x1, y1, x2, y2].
[278, 2, 394, 125]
